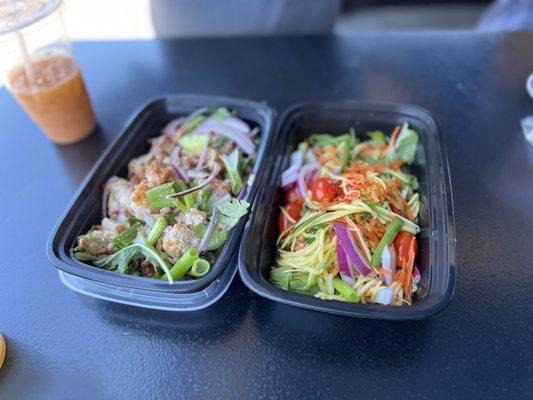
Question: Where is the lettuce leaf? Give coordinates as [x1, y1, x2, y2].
[179, 133, 209, 154]
[388, 124, 419, 164]
[309, 133, 351, 147]
[270, 266, 319, 294]
[93, 245, 139, 274]
[182, 115, 206, 134]
[93, 241, 172, 279]
[368, 130, 386, 145]
[211, 107, 233, 121]
[270, 266, 291, 290]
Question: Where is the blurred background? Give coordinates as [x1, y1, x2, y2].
[62, 0, 531, 41]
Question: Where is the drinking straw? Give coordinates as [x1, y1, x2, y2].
[8, 0, 35, 86]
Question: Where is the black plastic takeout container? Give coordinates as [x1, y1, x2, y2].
[239, 101, 456, 320]
[47, 95, 276, 295]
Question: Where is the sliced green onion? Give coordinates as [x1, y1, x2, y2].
[161, 247, 199, 281]
[189, 258, 211, 277]
[370, 216, 404, 269]
[147, 217, 167, 246]
[340, 136, 351, 173]
[174, 179, 196, 211]
[146, 182, 177, 209]
[332, 277, 360, 302]
[197, 188, 214, 212]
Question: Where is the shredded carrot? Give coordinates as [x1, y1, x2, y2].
[319, 145, 336, 163]
[348, 173, 364, 184]
[404, 205, 414, 222]
[402, 237, 416, 294]
[394, 270, 403, 282]
[370, 191, 381, 203]
[390, 159, 403, 171]
[342, 216, 368, 259]
[385, 125, 401, 154]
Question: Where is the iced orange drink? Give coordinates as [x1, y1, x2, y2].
[8, 53, 96, 144]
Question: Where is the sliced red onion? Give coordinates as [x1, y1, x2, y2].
[195, 146, 208, 171]
[218, 194, 232, 204]
[333, 222, 373, 276]
[237, 183, 248, 200]
[224, 116, 250, 133]
[187, 170, 209, 180]
[281, 166, 299, 188]
[306, 169, 317, 187]
[281, 148, 305, 187]
[181, 107, 209, 131]
[249, 127, 260, 137]
[192, 120, 255, 154]
[198, 209, 217, 252]
[380, 245, 397, 286]
[336, 243, 351, 277]
[163, 117, 185, 136]
[340, 274, 356, 287]
[290, 147, 304, 166]
[374, 287, 394, 305]
[413, 266, 421, 284]
[144, 215, 155, 228]
[336, 243, 356, 287]
[168, 165, 220, 199]
[297, 163, 318, 197]
[171, 147, 190, 183]
[306, 148, 318, 164]
[101, 185, 110, 219]
[390, 204, 402, 215]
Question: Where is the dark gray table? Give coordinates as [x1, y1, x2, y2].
[1, 33, 532, 400]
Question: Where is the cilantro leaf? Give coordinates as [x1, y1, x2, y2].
[216, 199, 250, 230]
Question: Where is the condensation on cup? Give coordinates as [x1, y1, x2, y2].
[0, 0, 96, 144]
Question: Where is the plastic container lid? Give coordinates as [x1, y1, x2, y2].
[0, 0, 61, 35]
[59, 251, 240, 311]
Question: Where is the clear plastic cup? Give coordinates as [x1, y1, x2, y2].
[0, 0, 97, 144]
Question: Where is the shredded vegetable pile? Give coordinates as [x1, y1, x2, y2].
[74, 107, 258, 283]
[270, 124, 421, 306]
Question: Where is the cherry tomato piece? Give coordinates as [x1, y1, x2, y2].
[393, 231, 417, 268]
[311, 178, 338, 203]
[278, 212, 290, 232]
[285, 201, 303, 222]
[278, 197, 303, 232]
[284, 184, 302, 203]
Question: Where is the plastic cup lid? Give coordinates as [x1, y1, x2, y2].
[0, 0, 62, 35]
